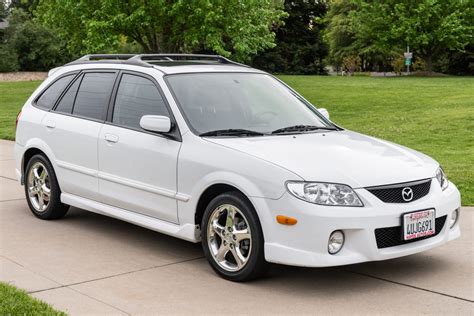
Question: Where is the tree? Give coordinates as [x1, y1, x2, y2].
[351, 0, 473, 72]
[325, 0, 358, 68]
[35, 0, 287, 62]
[0, 0, 8, 19]
[252, 0, 329, 74]
[1, 9, 69, 71]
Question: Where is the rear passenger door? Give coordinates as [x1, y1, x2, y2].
[98, 72, 181, 223]
[43, 70, 117, 201]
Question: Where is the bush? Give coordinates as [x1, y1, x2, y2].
[342, 55, 361, 75]
[391, 55, 405, 75]
[0, 45, 19, 72]
[9, 20, 69, 71]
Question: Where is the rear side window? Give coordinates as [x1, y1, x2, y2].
[72, 72, 116, 120]
[55, 75, 82, 114]
[36, 74, 75, 109]
[112, 74, 169, 130]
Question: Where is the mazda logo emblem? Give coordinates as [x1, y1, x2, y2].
[402, 187, 414, 202]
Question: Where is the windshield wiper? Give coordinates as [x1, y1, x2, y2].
[271, 125, 337, 134]
[200, 129, 266, 137]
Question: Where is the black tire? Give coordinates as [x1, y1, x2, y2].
[201, 191, 269, 282]
[24, 154, 69, 220]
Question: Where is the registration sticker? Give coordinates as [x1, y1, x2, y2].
[403, 209, 436, 241]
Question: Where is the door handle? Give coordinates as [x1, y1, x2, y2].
[104, 133, 119, 143]
[45, 121, 56, 129]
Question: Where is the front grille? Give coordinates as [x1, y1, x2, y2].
[374, 215, 447, 249]
[366, 179, 432, 203]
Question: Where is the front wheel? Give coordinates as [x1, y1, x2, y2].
[201, 192, 268, 281]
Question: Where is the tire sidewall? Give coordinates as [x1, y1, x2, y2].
[201, 192, 266, 281]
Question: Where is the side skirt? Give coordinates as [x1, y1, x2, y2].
[61, 193, 200, 242]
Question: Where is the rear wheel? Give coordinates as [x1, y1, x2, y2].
[201, 192, 268, 281]
[24, 154, 69, 219]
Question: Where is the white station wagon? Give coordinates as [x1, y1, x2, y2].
[15, 54, 461, 281]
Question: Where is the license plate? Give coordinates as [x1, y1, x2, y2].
[402, 209, 436, 241]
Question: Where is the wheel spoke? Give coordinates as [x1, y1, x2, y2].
[28, 186, 38, 197]
[42, 189, 50, 201]
[211, 219, 225, 238]
[33, 167, 41, 180]
[230, 246, 245, 268]
[216, 243, 229, 262]
[234, 228, 250, 242]
[37, 195, 45, 210]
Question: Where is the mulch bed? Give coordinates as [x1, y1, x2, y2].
[0, 72, 48, 82]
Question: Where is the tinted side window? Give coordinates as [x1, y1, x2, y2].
[112, 74, 169, 130]
[72, 73, 115, 120]
[36, 75, 75, 109]
[55, 75, 82, 114]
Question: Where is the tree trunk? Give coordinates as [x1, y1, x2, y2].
[426, 54, 433, 72]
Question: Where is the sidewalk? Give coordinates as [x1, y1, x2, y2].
[1, 140, 472, 314]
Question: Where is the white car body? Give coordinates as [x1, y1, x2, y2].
[14, 57, 461, 268]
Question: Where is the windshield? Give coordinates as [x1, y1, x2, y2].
[166, 73, 335, 136]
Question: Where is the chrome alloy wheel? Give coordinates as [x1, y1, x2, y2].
[27, 162, 50, 212]
[207, 204, 252, 272]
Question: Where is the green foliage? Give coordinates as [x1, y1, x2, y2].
[0, 282, 65, 315]
[35, 0, 287, 62]
[390, 55, 405, 75]
[5, 9, 69, 71]
[325, 0, 358, 66]
[351, 0, 473, 71]
[0, 0, 8, 19]
[325, 0, 473, 73]
[341, 55, 360, 74]
[252, 0, 328, 74]
[0, 44, 19, 71]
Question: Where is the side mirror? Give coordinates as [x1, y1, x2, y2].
[318, 108, 330, 120]
[139, 115, 171, 133]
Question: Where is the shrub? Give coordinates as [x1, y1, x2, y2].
[0, 44, 19, 72]
[342, 55, 361, 75]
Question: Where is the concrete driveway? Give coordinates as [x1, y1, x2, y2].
[0, 140, 472, 315]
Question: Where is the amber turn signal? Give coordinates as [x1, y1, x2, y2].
[276, 215, 298, 225]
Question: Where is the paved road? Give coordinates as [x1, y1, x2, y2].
[0, 140, 472, 315]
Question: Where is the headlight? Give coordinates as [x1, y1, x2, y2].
[436, 167, 449, 191]
[286, 182, 363, 206]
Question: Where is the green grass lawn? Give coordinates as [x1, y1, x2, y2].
[0, 76, 472, 204]
[0, 282, 65, 315]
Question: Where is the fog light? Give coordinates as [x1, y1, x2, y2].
[450, 209, 459, 229]
[328, 230, 344, 254]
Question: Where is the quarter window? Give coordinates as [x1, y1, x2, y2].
[55, 75, 82, 114]
[36, 74, 75, 109]
[72, 72, 116, 120]
[112, 74, 169, 130]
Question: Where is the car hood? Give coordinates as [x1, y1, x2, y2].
[204, 130, 439, 188]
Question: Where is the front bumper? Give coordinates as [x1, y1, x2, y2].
[251, 179, 461, 267]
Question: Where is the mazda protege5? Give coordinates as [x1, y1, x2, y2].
[14, 54, 461, 281]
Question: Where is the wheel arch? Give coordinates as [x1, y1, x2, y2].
[194, 183, 254, 228]
[20, 140, 57, 185]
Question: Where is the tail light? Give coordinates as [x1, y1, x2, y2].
[16, 110, 22, 129]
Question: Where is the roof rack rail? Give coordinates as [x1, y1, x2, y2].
[129, 54, 248, 67]
[66, 53, 249, 68]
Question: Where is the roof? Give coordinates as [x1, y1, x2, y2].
[63, 54, 263, 75]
